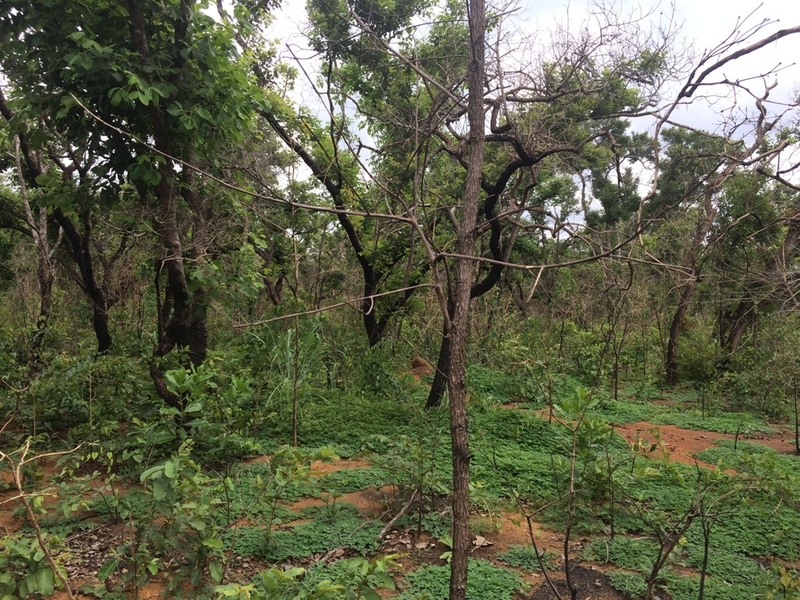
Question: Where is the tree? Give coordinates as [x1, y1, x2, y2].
[0, 0, 265, 406]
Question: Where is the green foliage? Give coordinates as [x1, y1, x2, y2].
[216, 554, 401, 600]
[222, 446, 337, 537]
[99, 440, 226, 591]
[589, 398, 773, 435]
[0, 534, 66, 599]
[399, 559, 522, 600]
[264, 515, 382, 561]
[582, 536, 660, 572]
[764, 564, 800, 600]
[369, 432, 448, 499]
[497, 545, 559, 571]
[317, 467, 391, 496]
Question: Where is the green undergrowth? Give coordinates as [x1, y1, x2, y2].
[267, 517, 382, 562]
[398, 558, 523, 600]
[396, 511, 452, 539]
[585, 536, 776, 600]
[316, 467, 391, 495]
[224, 512, 382, 561]
[695, 439, 800, 477]
[259, 388, 429, 451]
[589, 398, 773, 434]
[497, 545, 559, 571]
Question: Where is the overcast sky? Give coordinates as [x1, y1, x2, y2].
[265, 0, 800, 133]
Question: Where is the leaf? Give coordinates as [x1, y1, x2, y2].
[152, 478, 169, 501]
[163, 460, 176, 479]
[98, 557, 120, 581]
[209, 560, 224, 583]
[140, 464, 163, 482]
[147, 559, 160, 575]
[202, 537, 224, 549]
[363, 588, 381, 600]
[34, 567, 55, 595]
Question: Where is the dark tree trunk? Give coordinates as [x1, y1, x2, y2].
[665, 188, 717, 384]
[718, 219, 800, 355]
[427, 329, 452, 408]
[5, 98, 114, 356]
[448, 2, 485, 597]
[665, 275, 697, 384]
[253, 240, 285, 306]
[426, 297, 455, 408]
[52, 208, 113, 354]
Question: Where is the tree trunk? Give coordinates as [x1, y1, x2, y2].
[664, 188, 717, 384]
[665, 275, 697, 384]
[426, 298, 455, 408]
[126, 0, 210, 409]
[52, 208, 114, 354]
[448, 1, 485, 597]
[15, 141, 55, 364]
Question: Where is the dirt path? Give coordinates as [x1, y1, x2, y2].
[614, 420, 798, 465]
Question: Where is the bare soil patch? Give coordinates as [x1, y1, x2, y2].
[288, 484, 391, 518]
[613, 421, 799, 465]
[528, 565, 629, 600]
[409, 357, 434, 379]
[310, 457, 371, 476]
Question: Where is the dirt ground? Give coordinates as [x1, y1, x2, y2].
[528, 565, 628, 600]
[612, 421, 798, 465]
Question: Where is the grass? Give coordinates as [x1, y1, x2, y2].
[264, 515, 383, 561]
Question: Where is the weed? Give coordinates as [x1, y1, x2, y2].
[399, 559, 522, 600]
[215, 554, 401, 599]
[265, 515, 382, 561]
[396, 510, 452, 539]
[764, 564, 800, 600]
[582, 536, 659, 572]
[317, 467, 390, 496]
[497, 545, 559, 571]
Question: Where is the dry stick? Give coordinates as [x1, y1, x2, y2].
[375, 487, 419, 543]
[234, 284, 436, 328]
[1, 440, 76, 600]
[523, 510, 563, 600]
[493, 440, 565, 600]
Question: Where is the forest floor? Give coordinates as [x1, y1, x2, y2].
[3, 382, 800, 600]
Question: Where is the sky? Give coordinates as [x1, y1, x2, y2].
[265, 0, 800, 132]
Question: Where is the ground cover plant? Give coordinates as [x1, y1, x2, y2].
[5, 359, 800, 599]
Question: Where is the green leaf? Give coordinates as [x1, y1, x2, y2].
[209, 560, 223, 583]
[152, 478, 169, 501]
[98, 557, 119, 581]
[147, 559, 159, 575]
[34, 567, 55, 595]
[202, 537, 223, 549]
[140, 465, 163, 482]
[363, 588, 381, 600]
[163, 460, 176, 479]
